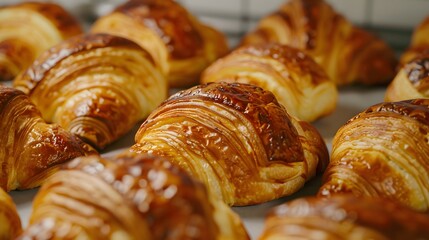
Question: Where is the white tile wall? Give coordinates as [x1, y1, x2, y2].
[1, 0, 426, 51]
[180, 0, 243, 16]
[247, 0, 284, 18]
[370, 0, 429, 28]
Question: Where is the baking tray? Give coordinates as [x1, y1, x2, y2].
[10, 84, 387, 239]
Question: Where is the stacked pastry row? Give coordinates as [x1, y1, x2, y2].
[1, 0, 429, 239]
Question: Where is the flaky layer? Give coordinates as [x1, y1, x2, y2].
[0, 86, 94, 191]
[320, 99, 429, 212]
[202, 43, 338, 122]
[91, 0, 228, 88]
[259, 195, 429, 240]
[0, 2, 82, 81]
[241, 0, 397, 86]
[132, 82, 328, 206]
[14, 33, 167, 149]
[0, 188, 22, 239]
[20, 154, 249, 240]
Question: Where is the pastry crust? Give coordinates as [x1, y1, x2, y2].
[259, 195, 429, 240]
[319, 99, 429, 212]
[0, 188, 22, 239]
[91, 0, 229, 88]
[385, 53, 429, 101]
[131, 82, 329, 206]
[14, 33, 167, 149]
[0, 86, 95, 191]
[201, 43, 338, 122]
[0, 2, 82, 81]
[241, 0, 397, 86]
[21, 154, 249, 240]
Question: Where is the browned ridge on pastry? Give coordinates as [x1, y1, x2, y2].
[130, 82, 329, 206]
[91, 0, 229, 88]
[0, 86, 95, 191]
[0, 187, 22, 239]
[19, 154, 249, 240]
[14, 33, 167, 150]
[0, 1, 82, 81]
[259, 195, 429, 240]
[201, 43, 338, 122]
[319, 99, 429, 212]
[241, 0, 397, 86]
[385, 53, 429, 101]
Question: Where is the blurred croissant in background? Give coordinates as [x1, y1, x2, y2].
[0, 86, 95, 192]
[0, 2, 82, 81]
[14, 33, 167, 150]
[0, 188, 22, 240]
[130, 82, 329, 206]
[259, 195, 429, 240]
[399, 15, 429, 66]
[241, 0, 397, 86]
[20, 154, 249, 240]
[385, 16, 429, 102]
[91, 0, 229, 88]
[319, 99, 429, 212]
[201, 43, 338, 122]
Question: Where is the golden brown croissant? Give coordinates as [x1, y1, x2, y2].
[319, 99, 429, 212]
[201, 43, 338, 122]
[0, 86, 95, 191]
[0, 188, 22, 240]
[385, 53, 429, 102]
[19, 154, 249, 240]
[241, 0, 397, 86]
[130, 82, 329, 206]
[400, 16, 429, 66]
[14, 33, 167, 150]
[0, 2, 82, 81]
[259, 195, 429, 240]
[91, 0, 229, 88]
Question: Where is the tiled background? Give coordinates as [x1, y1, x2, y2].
[2, 0, 429, 52]
[176, 0, 429, 51]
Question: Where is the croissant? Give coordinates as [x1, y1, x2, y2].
[201, 43, 338, 122]
[240, 0, 397, 86]
[91, 0, 229, 88]
[14, 33, 167, 150]
[259, 195, 429, 240]
[19, 154, 249, 240]
[385, 52, 429, 102]
[0, 188, 22, 240]
[0, 2, 82, 81]
[400, 16, 429, 66]
[130, 82, 329, 206]
[0, 86, 95, 191]
[319, 99, 429, 212]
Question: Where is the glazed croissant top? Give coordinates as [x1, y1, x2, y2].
[91, 0, 229, 88]
[201, 43, 338, 122]
[0, 188, 22, 240]
[0, 86, 95, 191]
[259, 195, 429, 240]
[131, 82, 329, 206]
[319, 99, 429, 212]
[385, 52, 429, 102]
[14, 33, 167, 149]
[20, 154, 249, 240]
[400, 15, 429, 66]
[241, 0, 397, 86]
[0, 2, 82, 81]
